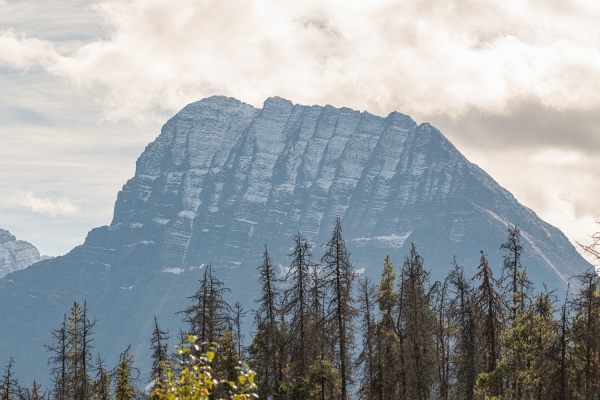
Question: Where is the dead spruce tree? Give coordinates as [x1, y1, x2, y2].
[472, 251, 505, 397]
[149, 316, 169, 393]
[501, 225, 532, 320]
[321, 218, 356, 400]
[307, 257, 334, 400]
[179, 263, 231, 353]
[45, 315, 68, 400]
[249, 246, 284, 398]
[355, 276, 378, 399]
[0, 358, 19, 400]
[434, 271, 452, 399]
[282, 232, 315, 396]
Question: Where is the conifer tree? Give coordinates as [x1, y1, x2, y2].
[307, 262, 331, 400]
[472, 251, 505, 376]
[180, 264, 231, 353]
[90, 354, 111, 400]
[374, 255, 401, 399]
[494, 286, 558, 398]
[248, 246, 284, 397]
[355, 277, 378, 399]
[66, 301, 86, 400]
[81, 301, 96, 400]
[321, 218, 356, 400]
[0, 358, 19, 400]
[29, 381, 45, 400]
[398, 244, 436, 400]
[232, 302, 247, 358]
[447, 261, 478, 400]
[570, 270, 600, 398]
[113, 347, 140, 400]
[434, 274, 451, 399]
[501, 225, 532, 319]
[172, 328, 190, 374]
[45, 315, 68, 400]
[556, 288, 574, 399]
[213, 330, 243, 399]
[283, 232, 314, 386]
[44, 302, 95, 400]
[114, 360, 134, 400]
[529, 289, 561, 398]
[149, 316, 170, 392]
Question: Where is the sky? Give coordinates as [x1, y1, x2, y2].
[0, 0, 599, 258]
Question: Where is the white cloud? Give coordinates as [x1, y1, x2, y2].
[0, 29, 58, 69]
[2, 0, 600, 121]
[9, 190, 80, 217]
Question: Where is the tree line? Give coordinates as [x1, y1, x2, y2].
[2, 219, 600, 399]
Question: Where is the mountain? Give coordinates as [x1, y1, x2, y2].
[0, 96, 591, 385]
[0, 229, 48, 278]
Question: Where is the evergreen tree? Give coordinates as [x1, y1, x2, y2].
[172, 328, 190, 375]
[501, 225, 532, 319]
[434, 273, 451, 399]
[66, 301, 85, 400]
[81, 301, 96, 400]
[44, 315, 68, 400]
[114, 360, 134, 400]
[307, 262, 331, 400]
[232, 302, 247, 358]
[555, 288, 575, 399]
[29, 381, 45, 400]
[447, 261, 478, 400]
[180, 264, 231, 353]
[90, 354, 111, 400]
[355, 276, 378, 399]
[321, 218, 356, 400]
[0, 358, 19, 400]
[374, 255, 401, 400]
[398, 244, 436, 400]
[283, 232, 314, 388]
[473, 251, 505, 372]
[213, 331, 243, 399]
[472, 251, 505, 397]
[248, 246, 284, 398]
[494, 287, 559, 399]
[149, 316, 170, 392]
[570, 270, 600, 398]
[113, 347, 140, 400]
[44, 301, 95, 400]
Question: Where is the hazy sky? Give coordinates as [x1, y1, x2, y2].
[1, 0, 599, 257]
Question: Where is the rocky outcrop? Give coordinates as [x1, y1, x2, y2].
[0, 96, 591, 385]
[0, 229, 45, 278]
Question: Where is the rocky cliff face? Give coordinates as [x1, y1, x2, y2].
[0, 96, 591, 384]
[0, 229, 45, 278]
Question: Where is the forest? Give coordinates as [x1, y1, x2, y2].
[2, 219, 600, 400]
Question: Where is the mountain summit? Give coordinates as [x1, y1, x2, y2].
[0, 229, 46, 278]
[0, 96, 590, 383]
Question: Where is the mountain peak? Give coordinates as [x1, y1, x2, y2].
[0, 95, 591, 385]
[0, 228, 43, 278]
[0, 228, 16, 245]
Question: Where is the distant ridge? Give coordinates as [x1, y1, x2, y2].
[0, 228, 49, 278]
[0, 96, 591, 385]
